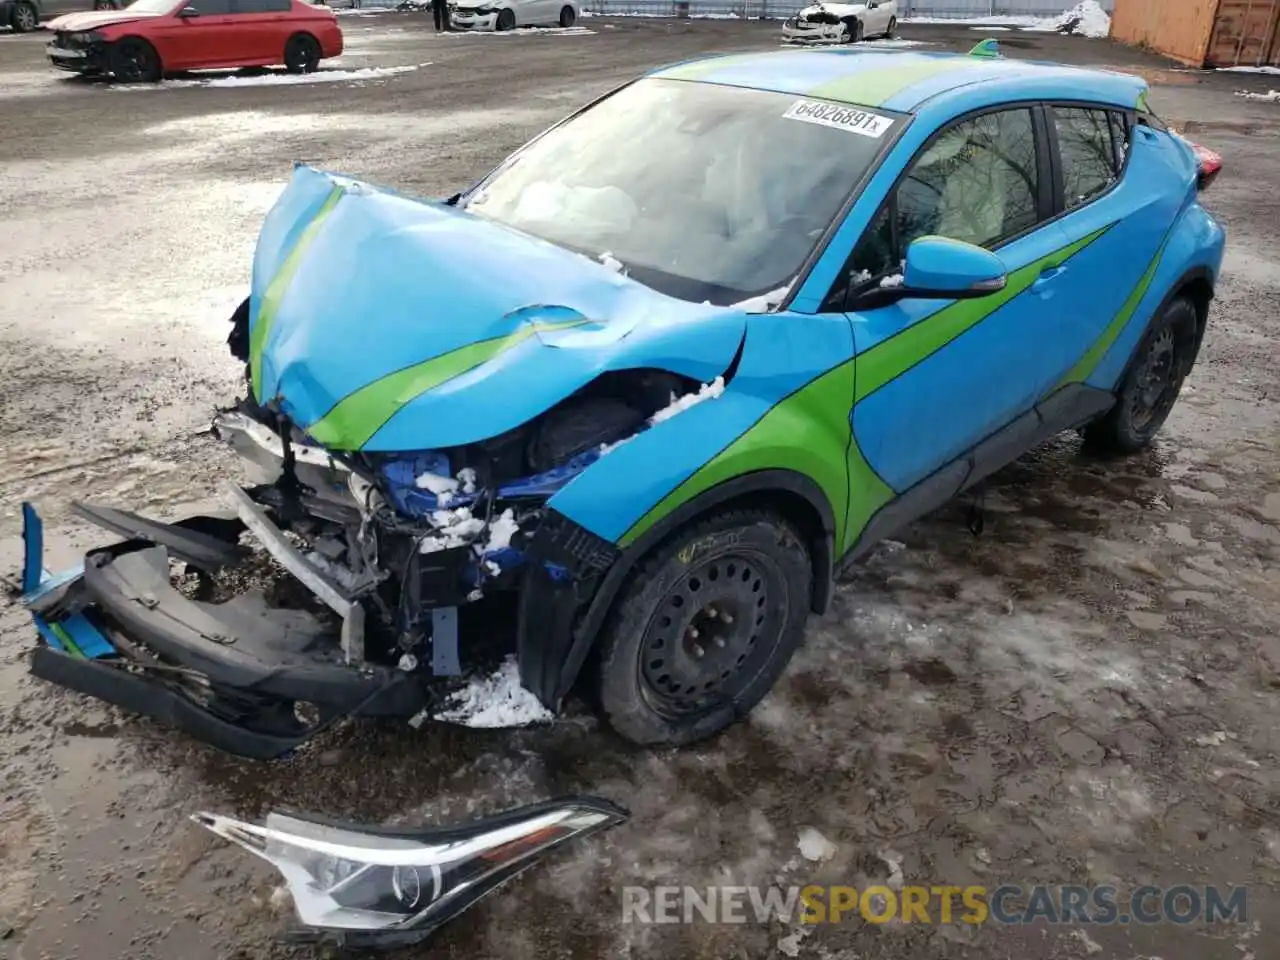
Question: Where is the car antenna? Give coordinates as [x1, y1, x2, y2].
[968, 38, 1003, 59]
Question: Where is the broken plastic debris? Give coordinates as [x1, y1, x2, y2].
[434, 656, 553, 728]
[796, 826, 836, 862]
[650, 376, 726, 426]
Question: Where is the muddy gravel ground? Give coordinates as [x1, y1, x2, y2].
[1, 15, 1279, 960]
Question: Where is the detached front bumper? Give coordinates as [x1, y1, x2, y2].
[19, 491, 428, 760]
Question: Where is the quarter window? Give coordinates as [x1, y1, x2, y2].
[843, 107, 1040, 288]
[1052, 106, 1119, 209]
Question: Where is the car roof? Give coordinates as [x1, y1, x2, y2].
[649, 49, 1147, 114]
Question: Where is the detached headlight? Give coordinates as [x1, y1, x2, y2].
[194, 796, 627, 945]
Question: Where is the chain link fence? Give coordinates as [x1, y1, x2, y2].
[332, 0, 1111, 20]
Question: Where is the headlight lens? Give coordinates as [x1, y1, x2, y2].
[194, 797, 626, 939]
[72, 31, 102, 43]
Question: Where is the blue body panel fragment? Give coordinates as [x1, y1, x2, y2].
[20, 503, 115, 660]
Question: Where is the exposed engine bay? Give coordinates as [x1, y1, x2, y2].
[16, 296, 725, 760]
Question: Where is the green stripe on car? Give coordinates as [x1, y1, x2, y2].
[304, 318, 590, 450]
[1053, 231, 1170, 390]
[620, 359, 894, 550]
[854, 223, 1114, 403]
[806, 58, 987, 108]
[250, 184, 346, 401]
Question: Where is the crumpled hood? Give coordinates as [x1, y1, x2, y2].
[47, 10, 163, 31]
[250, 165, 747, 452]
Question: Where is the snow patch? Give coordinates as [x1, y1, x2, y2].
[879, 273, 905, 289]
[433, 657, 554, 728]
[598, 250, 625, 273]
[419, 506, 487, 553]
[905, 0, 1110, 38]
[732, 285, 789, 313]
[117, 65, 424, 90]
[797, 826, 837, 862]
[1220, 65, 1280, 75]
[444, 25, 594, 37]
[415, 470, 459, 506]
[650, 376, 726, 426]
[1236, 89, 1280, 102]
[482, 508, 520, 554]
[456, 467, 477, 494]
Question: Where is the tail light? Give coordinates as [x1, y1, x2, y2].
[1189, 140, 1223, 191]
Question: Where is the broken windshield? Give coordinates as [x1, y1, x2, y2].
[464, 78, 903, 306]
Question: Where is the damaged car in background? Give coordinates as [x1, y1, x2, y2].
[781, 0, 897, 43]
[19, 46, 1224, 770]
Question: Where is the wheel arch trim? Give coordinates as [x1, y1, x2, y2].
[531, 469, 836, 707]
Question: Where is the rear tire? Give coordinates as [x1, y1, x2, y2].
[596, 510, 812, 746]
[284, 33, 321, 73]
[558, 4, 575, 26]
[109, 38, 162, 83]
[495, 7, 515, 30]
[11, 1, 38, 32]
[1083, 296, 1199, 454]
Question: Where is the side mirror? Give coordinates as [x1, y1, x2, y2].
[178, 5, 200, 16]
[900, 235, 1007, 299]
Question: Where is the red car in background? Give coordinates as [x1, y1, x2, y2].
[46, 0, 343, 83]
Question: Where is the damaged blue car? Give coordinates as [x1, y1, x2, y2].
[20, 44, 1225, 763]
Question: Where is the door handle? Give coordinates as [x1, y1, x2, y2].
[1031, 263, 1067, 296]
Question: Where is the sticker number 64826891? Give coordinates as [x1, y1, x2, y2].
[782, 99, 894, 138]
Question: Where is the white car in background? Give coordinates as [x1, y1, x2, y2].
[450, 0, 579, 30]
[782, 0, 897, 43]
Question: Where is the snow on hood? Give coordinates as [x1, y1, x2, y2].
[47, 9, 164, 31]
[250, 165, 747, 452]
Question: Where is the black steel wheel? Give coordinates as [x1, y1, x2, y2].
[1084, 295, 1199, 454]
[558, 4, 575, 27]
[596, 510, 812, 746]
[11, 1, 38, 32]
[109, 38, 161, 83]
[495, 7, 515, 30]
[284, 33, 320, 73]
[845, 17, 863, 43]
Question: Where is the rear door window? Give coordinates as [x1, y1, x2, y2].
[1051, 106, 1119, 209]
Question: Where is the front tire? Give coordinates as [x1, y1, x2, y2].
[11, 1, 38, 32]
[596, 510, 812, 746]
[842, 17, 863, 42]
[283, 33, 320, 73]
[558, 4, 575, 27]
[109, 38, 161, 83]
[1083, 295, 1199, 454]
[884, 15, 896, 37]
[495, 7, 515, 30]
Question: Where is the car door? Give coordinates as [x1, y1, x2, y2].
[841, 105, 1079, 508]
[149, 0, 239, 69]
[230, 0, 291, 62]
[1041, 102, 1184, 390]
[863, 0, 887, 34]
